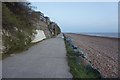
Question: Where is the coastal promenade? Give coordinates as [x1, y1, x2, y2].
[2, 34, 72, 78]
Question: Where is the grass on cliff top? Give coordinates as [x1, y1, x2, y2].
[64, 35, 101, 79]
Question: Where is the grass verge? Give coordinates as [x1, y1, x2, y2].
[63, 34, 101, 79]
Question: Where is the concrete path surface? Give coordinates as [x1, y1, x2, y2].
[2, 34, 72, 78]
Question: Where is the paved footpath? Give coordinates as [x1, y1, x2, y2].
[2, 34, 72, 78]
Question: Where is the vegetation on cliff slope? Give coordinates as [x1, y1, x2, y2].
[2, 2, 61, 57]
[2, 2, 36, 55]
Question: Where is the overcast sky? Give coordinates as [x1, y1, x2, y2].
[30, 2, 118, 33]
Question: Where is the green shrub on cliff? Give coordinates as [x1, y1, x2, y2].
[2, 2, 35, 54]
[56, 25, 61, 35]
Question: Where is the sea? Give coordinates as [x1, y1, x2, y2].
[79, 33, 120, 38]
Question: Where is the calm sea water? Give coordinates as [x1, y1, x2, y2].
[79, 33, 120, 38]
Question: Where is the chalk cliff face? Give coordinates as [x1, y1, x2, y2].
[2, 2, 61, 54]
[32, 11, 61, 39]
[31, 11, 61, 42]
[31, 30, 46, 43]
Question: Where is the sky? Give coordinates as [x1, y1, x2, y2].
[30, 2, 118, 33]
